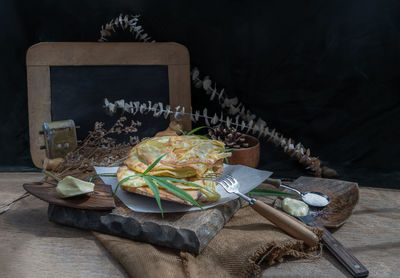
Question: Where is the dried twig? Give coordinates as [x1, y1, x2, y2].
[98, 14, 154, 43]
[0, 192, 30, 215]
[53, 117, 141, 177]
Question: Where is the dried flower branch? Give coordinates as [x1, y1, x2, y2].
[191, 67, 260, 124]
[98, 14, 337, 178]
[104, 99, 337, 177]
[52, 117, 141, 177]
[190, 69, 339, 177]
[98, 14, 154, 42]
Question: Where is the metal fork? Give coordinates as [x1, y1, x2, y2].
[203, 173, 319, 247]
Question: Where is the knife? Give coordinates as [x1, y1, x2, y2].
[298, 214, 369, 278]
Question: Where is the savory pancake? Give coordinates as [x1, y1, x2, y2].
[117, 136, 231, 204]
[125, 136, 228, 178]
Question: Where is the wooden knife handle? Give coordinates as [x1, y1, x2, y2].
[307, 222, 369, 278]
[251, 200, 319, 247]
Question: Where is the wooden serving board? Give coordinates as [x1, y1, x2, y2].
[48, 197, 240, 254]
[292, 176, 359, 228]
[42, 176, 358, 254]
[23, 179, 241, 254]
[23, 182, 116, 210]
[263, 177, 360, 228]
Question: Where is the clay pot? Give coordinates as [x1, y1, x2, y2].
[228, 135, 260, 168]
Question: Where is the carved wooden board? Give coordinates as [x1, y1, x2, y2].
[45, 176, 359, 254]
[48, 197, 241, 254]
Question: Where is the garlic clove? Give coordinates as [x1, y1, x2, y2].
[56, 176, 95, 198]
[282, 198, 309, 217]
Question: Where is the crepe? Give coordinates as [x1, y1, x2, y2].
[117, 136, 231, 205]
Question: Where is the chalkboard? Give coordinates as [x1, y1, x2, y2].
[27, 42, 191, 168]
[50, 65, 169, 140]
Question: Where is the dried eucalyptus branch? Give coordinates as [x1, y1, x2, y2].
[191, 67, 262, 124]
[190, 70, 338, 177]
[97, 15, 259, 124]
[98, 14, 154, 42]
[104, 99, 337, 177]
[98, 14, 337, 178]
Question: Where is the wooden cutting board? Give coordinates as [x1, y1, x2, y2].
[261, 176, 359, 228]
[48, 197, 240, 254]
[292, 176, 359, 228]
[35, 176, 358, 254]
[23, 182, 116, 210]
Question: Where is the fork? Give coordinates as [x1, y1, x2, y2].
[203, 173, 320, 247]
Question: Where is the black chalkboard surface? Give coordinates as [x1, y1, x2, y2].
[50, 65, 170, 140]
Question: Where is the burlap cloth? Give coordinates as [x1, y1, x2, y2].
[93, 199, 322, 278]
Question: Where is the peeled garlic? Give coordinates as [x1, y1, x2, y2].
[282, 198, 309, 217]
[56, 176, 95, 198]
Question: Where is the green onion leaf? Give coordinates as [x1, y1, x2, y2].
[155, 176, 220, 201]
[152, 177, 203, 209]
[152, 176, 212, 193]
[177, 128, 186, 135]
[114, 174, 142, 196]
[248, 188, 296, 197]
[194, 135, 209, 140]
[143, 153, 168, 175]
[42, 170, 61, 182]
[186, 126, 214, 135]
[143, 176, 163, 217]
[88, 173, 117, 182]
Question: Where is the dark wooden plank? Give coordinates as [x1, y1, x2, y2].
[292, 176, 359, 228]
[23, 182, 116, 210]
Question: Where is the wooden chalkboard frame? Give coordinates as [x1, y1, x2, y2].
[26, 42, 191, 168]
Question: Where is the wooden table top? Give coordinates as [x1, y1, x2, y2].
[1, 172, 399, 278]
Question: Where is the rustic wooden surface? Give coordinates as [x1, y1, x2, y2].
[2, 172, 400, 277]
[307, 222, 369, 278]
[0, 172, 128, 278]
[26, 42, 192, 168]
[262, 185, 400, 278]
[23, 182, 116, 210]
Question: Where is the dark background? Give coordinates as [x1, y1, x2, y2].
[1, 0, 399, 187]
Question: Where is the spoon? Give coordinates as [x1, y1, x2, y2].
[264, 178, 330, 207]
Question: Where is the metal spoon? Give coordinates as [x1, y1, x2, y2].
[264, 178, 330, 207]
